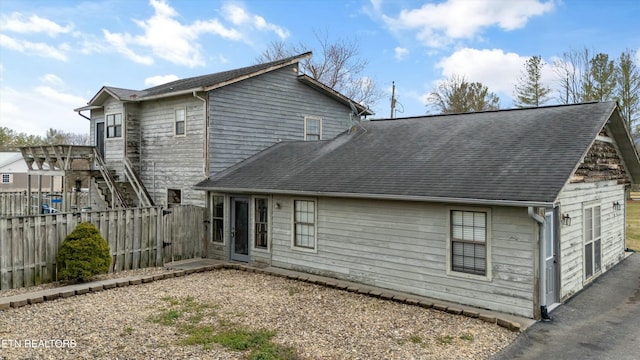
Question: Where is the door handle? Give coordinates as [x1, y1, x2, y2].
[231, 228, 237, 238]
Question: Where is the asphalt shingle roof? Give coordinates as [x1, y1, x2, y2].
[196, 102, 635, 205]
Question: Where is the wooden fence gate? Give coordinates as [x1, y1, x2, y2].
[0, 205, 206, 290]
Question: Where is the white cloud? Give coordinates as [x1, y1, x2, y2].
[433, 48, 556, 106]
[144, 74, 180, 87]
[98, 0, 257, 68]
[103, 30, 154, 65]
[39, 74, 64, 85]
[222, 3, 289, 40]
[0, 12, 73, 37]
[381, 0, 555, 48]
[0, 86, 88, 136]
[0, 34, 68, 61]
[394, 47, 409, 61]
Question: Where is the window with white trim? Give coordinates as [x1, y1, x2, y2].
[212, 195, 224, 243]
[304, 116, 322, 140]
[175, 108, 186, 136]
[450, 210, 487, 276]
[167, 188, 181, 207]
[106, 113, 122, 138]
[254, 197, 268, 249]
[584, 204, 601, 279]
[293, 199, 316, 249]
[1, 173, 12, 184]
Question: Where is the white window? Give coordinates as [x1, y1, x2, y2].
[1, 173, 12, 184]
[211, 194, 224, 243]
[254, 197, 268, 249]
[293, 199, 316, 250]
[450, 210, 488, 276]
[584, 204, 601, 279]
[106, 113, 122, 138]
[175, 108, 186, 136]
[304, 116, 322, 140]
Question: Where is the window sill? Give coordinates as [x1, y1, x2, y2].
[446, 269, 491, 282]
[290, 245, 317, 254]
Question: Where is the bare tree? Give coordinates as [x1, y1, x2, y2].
[553, 47, 590, 104]
[427, 75, 500, 114]
[256, 30, 382, 107]
[513, 55, 551, 107]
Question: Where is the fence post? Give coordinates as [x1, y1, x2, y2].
[156, 206, 164, 266]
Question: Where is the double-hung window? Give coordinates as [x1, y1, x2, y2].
[293, 199, 316, 250]
[304, 116, 322, 140]
[175, 108, 186, 136]
[211, 195, 224, 243]
[254, 198, 268, 249]
[106, 113, 122, 138]
[450, 210, 488, 276]
[584, 204, 601, 279]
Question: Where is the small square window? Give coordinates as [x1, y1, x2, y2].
[1, 173, 11, 184]
[106, 113, 122, 138]
[175, 109, 186, 136]
[167, 188, 182, 207]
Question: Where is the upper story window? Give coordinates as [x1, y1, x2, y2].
[1, 174, 12, 184]
[304, 116, 322, 141]
[175, 108, 186, 136]
[450, 210, 488, 276]
[106, 113, 122, 138]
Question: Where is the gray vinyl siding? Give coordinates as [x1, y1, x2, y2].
[209, 66, 353, 176]
[556, 181, 626, 300]
[103, 98, 125, 175]
[124, 103, 141, 172]
[138, 94, 207, 207]
[269, 196, 536, 318]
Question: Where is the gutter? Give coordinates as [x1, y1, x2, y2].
[192, 186, 555, 208]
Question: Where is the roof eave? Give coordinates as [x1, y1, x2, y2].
[192, 186, 553, 208]
[203, 52, 313, 92]
[296, 75, 374, 116]
[138, 87, 205, 102]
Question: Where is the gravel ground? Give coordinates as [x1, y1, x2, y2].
[0, 269, 518, 359]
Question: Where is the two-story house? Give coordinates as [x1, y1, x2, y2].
[71, 52, 370, 211]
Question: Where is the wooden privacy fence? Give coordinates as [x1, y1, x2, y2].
[0, 205, 206, 290]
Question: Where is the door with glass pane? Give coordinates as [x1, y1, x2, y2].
[230, 197, 249, 262]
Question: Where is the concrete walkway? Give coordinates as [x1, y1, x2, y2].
[1, 258, 534, 333]
[491, 252, 640, 360]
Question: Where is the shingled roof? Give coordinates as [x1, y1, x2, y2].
[195, 102, 640, 206]
[76, 52, 371, 115]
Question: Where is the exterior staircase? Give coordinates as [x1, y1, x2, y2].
[19, 145, 154, 211]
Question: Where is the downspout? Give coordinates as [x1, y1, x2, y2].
[193, 91, 207, 177]
[529, 206, 551, 321]
[76, 110, 91, 121]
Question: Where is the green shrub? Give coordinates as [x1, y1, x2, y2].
[56, 222, 111, 282]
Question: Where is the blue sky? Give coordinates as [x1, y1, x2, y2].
[1, 0, 639, 136]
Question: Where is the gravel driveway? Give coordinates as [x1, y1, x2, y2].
[1, 269, 517, 359]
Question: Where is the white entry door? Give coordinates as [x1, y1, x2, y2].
[544, 211, 558, 306]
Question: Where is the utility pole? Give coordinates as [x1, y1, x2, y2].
[390, 81, 396, 118]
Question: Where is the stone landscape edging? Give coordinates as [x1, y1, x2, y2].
[0, 263, 521, 332]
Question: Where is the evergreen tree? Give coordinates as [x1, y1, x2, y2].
[586, 53, 616, 101]
[513, 55, 551, 107]
[616, 49, 640, 133]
